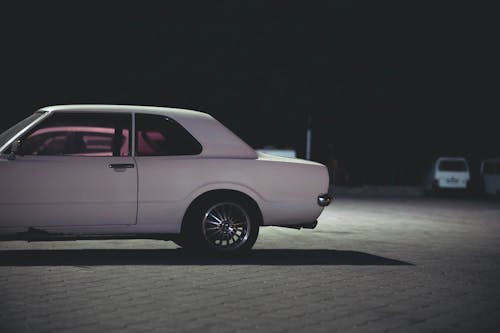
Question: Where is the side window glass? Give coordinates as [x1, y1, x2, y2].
[20, 113, 131, 157]
[484, 163, 494, 174]
[135, 114, 202, 156]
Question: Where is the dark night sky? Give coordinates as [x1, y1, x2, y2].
[1, 1, 498, 184]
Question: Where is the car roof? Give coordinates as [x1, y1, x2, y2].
[39, 104, 206, 119]
[482, 157, 500, 163]
[38, 105, 258, 159]
[436, 157, 468, 161]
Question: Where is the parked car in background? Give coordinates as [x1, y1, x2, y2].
[424, 157, 470, 195]
[480, 158, 500, 196]
[0, 105, 331, 255]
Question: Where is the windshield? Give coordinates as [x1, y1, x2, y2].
[0, 112, 45, 150]
[438, 160, 467, 172]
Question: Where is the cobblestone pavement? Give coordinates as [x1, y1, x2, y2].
[1, 197, 500, 332]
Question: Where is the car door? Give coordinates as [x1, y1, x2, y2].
[0, 112, 137, 228]
[133, 113, 202, 230]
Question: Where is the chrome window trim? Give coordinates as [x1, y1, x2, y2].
[131, 112, 136, 157]
[0, 111, 52, 153]
[1, 111, 135, 156]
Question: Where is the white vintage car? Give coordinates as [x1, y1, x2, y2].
[0, 105, 331, 254]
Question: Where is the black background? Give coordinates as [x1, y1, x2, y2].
[1, 1, 498, 185]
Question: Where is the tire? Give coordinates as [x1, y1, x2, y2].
[170, 235, 187, 248]
[181, 196, 260, 255]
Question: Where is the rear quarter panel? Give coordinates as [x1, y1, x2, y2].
[135, 156, 329, 232]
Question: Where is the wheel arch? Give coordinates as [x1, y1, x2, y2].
[181, 189, 264, 235]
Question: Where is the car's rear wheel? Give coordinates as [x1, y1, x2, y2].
[180, 196, 260, 255]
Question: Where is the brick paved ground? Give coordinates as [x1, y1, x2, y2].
[1, 196, 500, 332]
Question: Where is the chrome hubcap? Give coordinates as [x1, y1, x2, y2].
[202, 202, 251, 251]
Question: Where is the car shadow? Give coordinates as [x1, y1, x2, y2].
[0, 249, 412, 266]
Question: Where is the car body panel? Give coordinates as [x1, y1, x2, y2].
[0, 155, 137, 228]
[0, 105, 330, 238]
[480, 158, 500, 195]
[134, 154, 328, 232]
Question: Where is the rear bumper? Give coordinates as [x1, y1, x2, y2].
[434, 180, 469, 189]
[317, 193, 332, 207]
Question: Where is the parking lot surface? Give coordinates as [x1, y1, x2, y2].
[1, 196, 500, 332]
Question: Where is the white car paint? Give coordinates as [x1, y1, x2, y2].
[0, 105, 330, 242]
[425, 157, 470, 191]
[134, 152, 327, 233]
[0, 155, 137, 227]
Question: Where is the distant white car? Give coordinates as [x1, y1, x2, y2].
[0, 105, 331, 254]
[424, 157, 470, 194]
[480, 158, 500, 195]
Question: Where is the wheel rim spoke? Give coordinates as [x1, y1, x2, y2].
[202, 202, 251, 251]
[207, 229, 224, 240]
[208, 213, 223, 224]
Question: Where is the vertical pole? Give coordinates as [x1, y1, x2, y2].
[306, 114, 312, 160]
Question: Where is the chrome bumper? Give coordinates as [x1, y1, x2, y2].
[317, 193, 332, 207]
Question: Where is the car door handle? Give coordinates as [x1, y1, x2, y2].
[109, 163, 135, 169]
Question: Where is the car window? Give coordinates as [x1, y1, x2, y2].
[135, 114, 202, 156]
[0, 112, 45, 150]
[19, 113, 131, 157]
[438, 160, 467, 171]
[484, 162, 500, 175]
